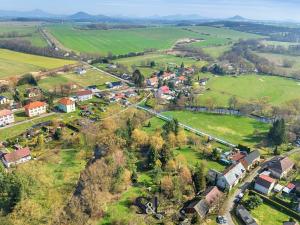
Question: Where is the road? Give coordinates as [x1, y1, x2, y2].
[224, 147, 300, 225]
[136, 105, 236, 147]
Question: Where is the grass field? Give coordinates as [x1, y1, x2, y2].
[196, 74, 300, 107]
[0, 22, 47, 47]
[202, 45, 231, 58]
[113, 53, 207, 77]
[0, 49, 76, 79]
[160, 111, 270, 146]
[47, 24, 262, 55]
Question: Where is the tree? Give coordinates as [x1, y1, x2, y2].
[132, 69, 145, 87]
[228, 96, 238, 109]
[149, 134, 164, 151]
[53, 128, 62, 140]
[268, 119, 286, 146]
[180, 62, 185, 69]
[243, 195, 263, 210]
[132, 129, 149, 146]
[212, 148, 222, 161]
[37, 134, 45, 150]
[193, 162, 207, 193]
[160, 176, 173, 197]
[177, 130, 187, 147]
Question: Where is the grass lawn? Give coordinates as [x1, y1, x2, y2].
[196, 74, 300, 107]
[202, 45, 231, 59]
[0, 49, 77, 79]
[161, 111, 270, 147]
[251, 203, 293, 225]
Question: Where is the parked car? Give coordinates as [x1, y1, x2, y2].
[216, 216, 228, 224]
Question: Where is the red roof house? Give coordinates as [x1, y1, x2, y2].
[2, 147, 31, 167]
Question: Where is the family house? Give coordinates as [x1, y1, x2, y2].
[0, 109, 14, 127]
[1, 147, 31, 168]
[254, 174, 276, 195]
[107, 81, 123, 89]
[75, 67, 87, 75]
[161, 72, 176, 81]
[146, 77, 158, 87]
[26, 87, 42, 99]
[199, 78, 209, 86]
[283, 183, 296, 194]
[76, 90, 93, 102]
[58, 98, 76, 113]
[86, 85, 100, 93]
[24, 101, 47, 117]
[0, 96, 9, 105]
[240, 150, 261, 171]
[236, 204, 258, 225]
[269, 157, 294, 179]
[217, 162, 246, 190]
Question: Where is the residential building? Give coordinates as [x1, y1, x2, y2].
[24, 101, 47, 117]
[236, 204, 258, 225]
[76, 90, 93, 102]
[217, 162, 246, 190]
[75, 67, 87, 75]
[184, 199, 210, 219]
[283, 222, 299, 225]
[58, 98, 76, 113]
[146, 77, 158, 86]
[107, 81, 123, 89]
[283, 183, 296, 194]
[0, 109, 14, 127]
[26, 87, 42, 99]
[199, 78, 209, 86]
[86, 85, 100, 93]
[240, 150, 261, 171]
[254, 174, 276, 195]
[1, 147, 31, 168]
[161, 72, 176, 81]
[125, 90, 137, 98]
[269, 157, 294, 179]
[156, 85, 171, 99]
[0, 96, 9, 105]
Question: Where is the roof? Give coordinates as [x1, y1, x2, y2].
[0, 109, 13, 117]
[231, 152, 246, 162]
[148, 77, 158, 83]
[24, 101, 46, 110]
[0, 96, 7, 100]
[202, 186, 223, 205]
[269, 157, 294, 174]
[3, 147, 31, 163]
[274, 184, 284, 192]
[222, 162, 246, 186]
[283, 222, 299, 225]
[236, 205, 258, 225]
[287, 183, 296, 190]
[160, 86, 170, 94]
[185, 199, 210, 218]
[111, 81, 122, 86]
[242, 150, 260, 167]
[76, 90, 93, 96]
[255, 175, 275, 189]
[59, 98, 74, 105]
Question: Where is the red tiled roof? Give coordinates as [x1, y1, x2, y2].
[24, 101, 46, 110]
[3, 147, 31, 163]
[160, 86, 170, 94]
[287, 183, 296, 190]
[59, 98, 74, 105]
[76, 90, 93, 96]
[0, 109, 12, 117]
[203, 186, 223, 205]
[231, 152, 246, 162]
[259, 174, 275, 183]
[178, 76, 186, 81]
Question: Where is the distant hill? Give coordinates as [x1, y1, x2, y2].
[227, 15, 250, 21]
[0, 9, 57, 18]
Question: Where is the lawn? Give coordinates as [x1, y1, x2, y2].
[47, 24, 261, 55]
[0, 49, 77, 79]
[161, 111, 270, 147]
[202, 45, 231, 59]
[196, 74, 300, 107]
[251, 203, 293, 225]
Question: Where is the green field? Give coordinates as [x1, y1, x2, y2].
[196, 74, 300, 107]
[47, 24, 261, 55]
[0, 22, 47, 47]
[0, 49, 77, 79]
[160, 111, 270, 146]
[38, 68, 118, 90]
[202, 45, 231, 58]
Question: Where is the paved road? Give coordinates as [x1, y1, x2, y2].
[224, 147, 300, 225]
[136, 105, 236, 147]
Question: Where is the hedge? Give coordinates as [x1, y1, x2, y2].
[249, 190, 300, 221]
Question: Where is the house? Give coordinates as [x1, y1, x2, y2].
[236, 204, 258, 225]
[202, 186, 223, 205]
[86, 85, 100, 93]
[107, 81, 123, 89]
[75, 67, 87, 75]
[217, 162, 246, 190]
[107, 64, 117, 69]
[58, 98, 76, 113]
[229, 151, 247, 164]
[240, 150, 261, 171]
[184, 199, 210, 219]
[0, 109, 14, 127]
[199, 78, 209, 86]
[283, 183, 296, 194]
[0, 96, 9, 105]
[26, 87, 42, 99]
[1, 147, 31, 168]
[76, 90, 93, 102]
[161, 72, 176, 81]
[124, 90, 137, 98]
[146, 77, 158, 86]
[274, 184, 284, 193]
[254, 174, 276, 195]
[269, 157, 294, 179]
[283, 222, 299, 225]
[24, 101, 47, 117]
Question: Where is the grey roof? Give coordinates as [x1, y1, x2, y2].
[244, 150, 260, 166]
[223, 162, 246, 186]
[0, 96, 7, 100]
[194, 199, 210, 218]
[236, 205, 258, 225]
[283, 222, 299, 225]
[269, 157, 294, 174]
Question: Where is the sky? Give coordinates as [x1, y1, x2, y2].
[1, 0, 300, 21]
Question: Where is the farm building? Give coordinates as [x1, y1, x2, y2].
[76, 90, 93, 102]
[269, 157, 294, 179]
[254, 174, 276, 195]
[24, 101, 47, 117]
[1, 147, 31, 168]
[58, 98, 76, 113]
[0, 109, 14, 127]
[217, 162, 246, 190]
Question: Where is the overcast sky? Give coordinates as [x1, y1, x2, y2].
[1, 0, 300, 21]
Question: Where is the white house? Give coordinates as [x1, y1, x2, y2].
[217, 162, 246, 190]
[146, 77, 158, 87]
[76, 90, 93, 102]
[254, 174, 276, 195]
[0, 96, 9, 105]
[24, 101, 47, 117]
[2, 147, 31, 168]
[58, 98, 76, 113]
[75, 68, 87, 75]
[0, 109, 14, 127]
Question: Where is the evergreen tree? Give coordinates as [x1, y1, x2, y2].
[132, 69, 145, 87]
[193, 162, 206, 193]
[268, 119, 286, 146]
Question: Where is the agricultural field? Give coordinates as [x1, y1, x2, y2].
[202, 45, 231, 59]
[0, 49, 77, 79]
[113, 53, 207, 77]
[160, 111, 270, 146]
[196, 74, 300, 107]
[0, 22, 47, 47]
[38, 68, 118, 91]
[47, 24, 262, 55]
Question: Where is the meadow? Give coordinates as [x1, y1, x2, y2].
[47, 24, 262, 55]
[0, 49, 76, 79]
[196, 74, 300, 107]
[202, 45, 232, 58]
